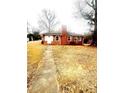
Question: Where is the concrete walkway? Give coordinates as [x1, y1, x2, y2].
[28, 46, 59, 93]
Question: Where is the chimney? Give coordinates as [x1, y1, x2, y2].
[61, 25, 67, 35]
[61, 25, 68, 45]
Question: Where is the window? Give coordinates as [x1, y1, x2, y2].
[74, 37, 77, 41]
[56, 36, 59, 41]
[78, 37, 81, 41]
[68, 37, 70, 41]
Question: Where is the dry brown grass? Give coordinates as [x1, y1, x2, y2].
[52, 45, 96, 93]
[27, 41, 96, 93]
[27, 41, 46, 88]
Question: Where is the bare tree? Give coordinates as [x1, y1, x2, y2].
[38, 9, 58, 32]
[75, 0, 97, 45]
[27, 21, 31, 34]
[27, 22, 34, 34]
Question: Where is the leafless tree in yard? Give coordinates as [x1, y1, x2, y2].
[75, 0, 97, 46]
[38, 9, 59, 32]
[27, 21, 32, 34]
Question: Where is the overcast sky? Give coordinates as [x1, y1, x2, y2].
[27, 0, 89, 34]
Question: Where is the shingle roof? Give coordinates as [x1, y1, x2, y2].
[42, 31, 61, 35]
[41, 31, 83, 36]
[67, 32, 83, 36]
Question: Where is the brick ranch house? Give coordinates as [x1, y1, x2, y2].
[40, 26, 84, 45]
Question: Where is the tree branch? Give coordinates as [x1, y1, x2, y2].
[38, 9, 58, 32]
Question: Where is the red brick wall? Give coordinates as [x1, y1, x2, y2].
[51, 35, 61, 45]
[61, 26, 68, 45]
